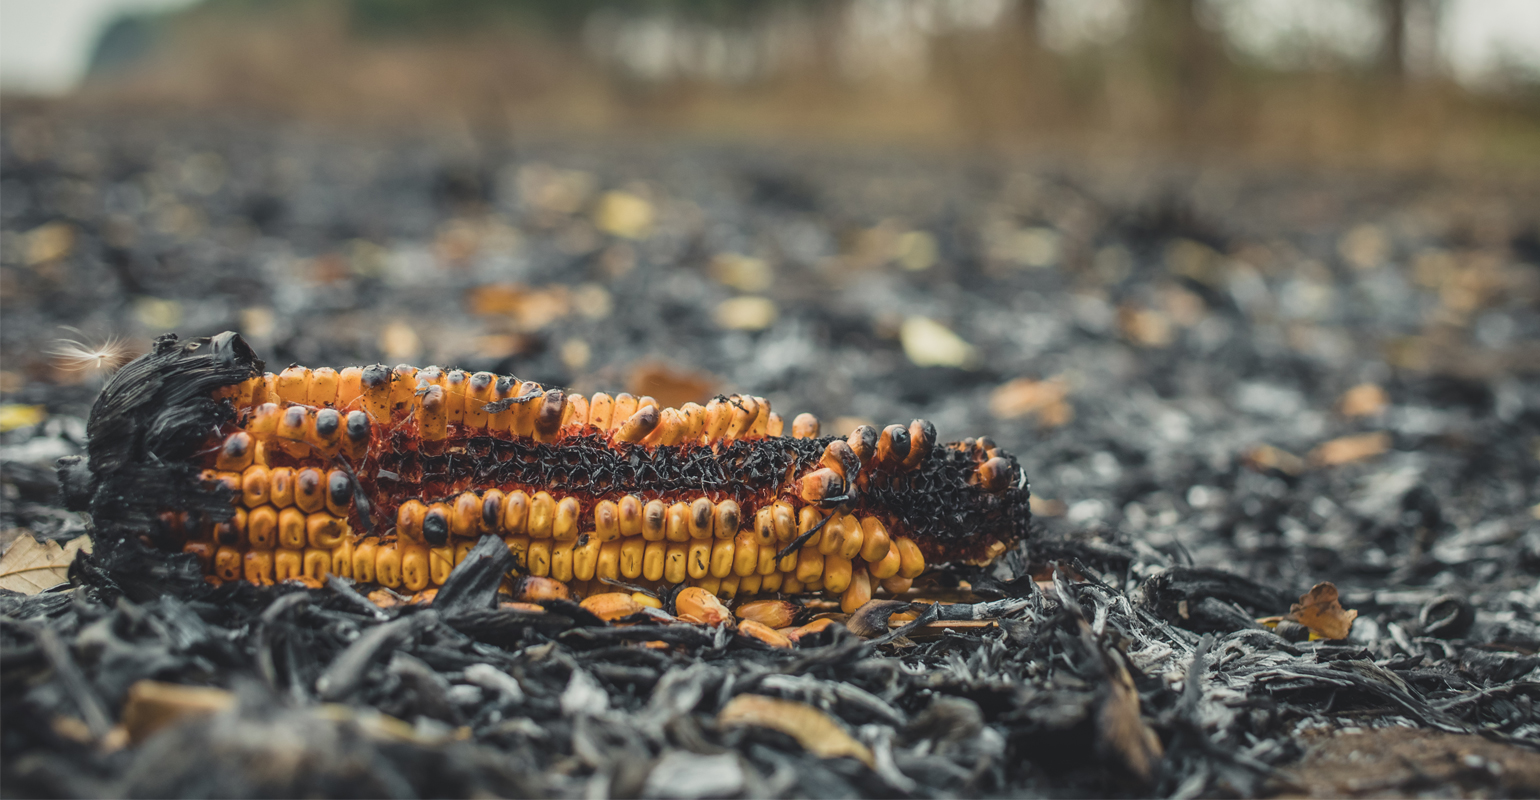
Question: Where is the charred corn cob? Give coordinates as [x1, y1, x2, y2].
[61, 332, 1030, 610]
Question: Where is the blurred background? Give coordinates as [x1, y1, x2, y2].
[2, 0, 1538, 582]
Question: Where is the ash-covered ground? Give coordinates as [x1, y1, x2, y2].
[2, 110, 1539, 797]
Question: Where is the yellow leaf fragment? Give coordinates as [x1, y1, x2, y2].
[121, 680, 234, 745]
[0, 534, 91, 594]
[901, 316, 975, 368]
[718, 695, 873, 767]
[0, 404, 47, 432]
[1311, 432, 1390, 467]
[1287, 582, 1358, 641]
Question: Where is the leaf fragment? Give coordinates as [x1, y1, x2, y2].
[718, 694, 874, 767]
[1262, 581, 1358, 641]
[0, 534, 91, 595]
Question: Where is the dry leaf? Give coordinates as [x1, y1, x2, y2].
[0, 534, 91, 594]
[1311, 432, 1390, 466]
[718, 695, 873, 767]
[1287, 582, 1358, 640]
[989, 376, 1072, 425]
[1339, 383, 1389, 417]
[1244, 444, 1306, 476]
[121, 680, 234, 745]
[1098, 653, 1164, 783]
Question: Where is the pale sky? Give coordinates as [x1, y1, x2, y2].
[0, 0, 1537, 94]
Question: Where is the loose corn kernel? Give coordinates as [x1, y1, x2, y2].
[784, 617, 839, 643]
[510, 575, 569, 602]
[675, 586, 730, 625]
[739, 619, 792, 648]
[581, 592, 643, 621]
[503, 490, 530, 534]
[736, 599, 798, 628]
[633, 592, 662, 609]
[553, 496, 580, 541]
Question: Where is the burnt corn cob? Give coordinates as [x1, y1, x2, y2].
[62, 332, 1031, 608]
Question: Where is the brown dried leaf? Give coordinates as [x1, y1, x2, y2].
[1339, 382, 1389, 417]
[0, 534, 91, 594]
[988, 376, 1072, 426]
[1311, 432, 1391, 467]
[121, 680, 234, 745]
[1287, 582, 1358, 640]
[718, 695, 874, 767]
[1098, 655, 1164, 783]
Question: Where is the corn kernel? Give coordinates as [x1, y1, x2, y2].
[594, 499, 621, 543]
[401, 544, 431, 591]
[643, 540, 667, 582]
[553, 496, 580, 541]
[620, 537, 645, 579]
[375, 542, 403, 588]
[572, 537, 599, 581]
